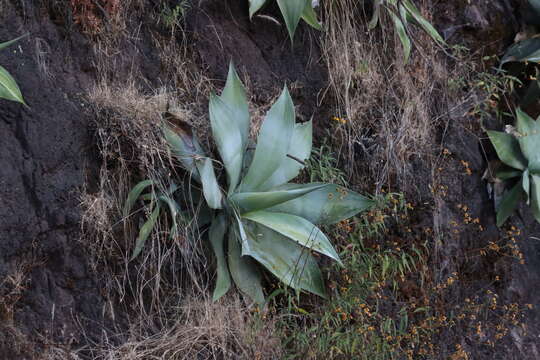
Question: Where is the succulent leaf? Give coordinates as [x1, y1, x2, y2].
[248, 0, 267, 18]
[228, 227, 265, 304]
[401, 0, 444, 44]
[501, 38, 540, 65]
[276, 0, 307, 41]
[209, 93, 244, 192]
[195, 157, 223, 209]
[124, 179, 155, 218]
[242, 210, 341, 264]
[301, 0, 322, 30]
[230, 183, 326, 213]
[267, 183, 375, 225]
[515, 109, 540, 172]
[259, 120, 313, 191]
[496, 182, 523, 227]
[162, 121, 205, 182]
[243, 222, 326, 297]
[487, 131, 527, 170]
[209, 214, 232, 301]
[0, 65, 25, 105]
[531, 174, 540, 223]
[239, 86, 295, 191]
[389, 8, 411, 63]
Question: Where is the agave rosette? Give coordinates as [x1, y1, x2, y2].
[488, 108, 540, 226]
[126, 63, 374, 304]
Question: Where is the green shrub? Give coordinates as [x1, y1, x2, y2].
[125, 63, 374, 304]
[0, 34, 27, 105]
[487, 108, 540, 226]
[368, 0, 444, 63]
[248, 0, 321, 41]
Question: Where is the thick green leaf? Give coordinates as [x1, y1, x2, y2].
[301, 1, 322, 30]
[228, 227, 265, 304]
[267, 183, 375, 225]
[220, 62, 250, 167]
[239, 87, 295, 191]
[242, 210, 341, 264]
[402, 0, 444, 44]
[209, 214, 231, 301]
[131, 202, 161, 260]
[249, 0, 267, 18]
[523, 169, 531, 204]
[259, 120, 312, 191]
[124, 179, 155, 218]
[209, 93, 244, 192]
[0, 34, 28, 51]
[389, 9, 411, 64]
[515, 108, 540, 172]
[162, 122, 205, 182]
[531, 174, 540, 223]
[496, 182, 523, 227]
[501, 38, 540, 65]
[0, 65, 25, 104]
[277, 0, 307, 41]
[368, 0, 383, 29]
[487, 130, 527, 170]
[496, 168, 522, 180]
[243, 222, 326, 297]
[230, 183, 326, 213]
[195, 157, 223, 209]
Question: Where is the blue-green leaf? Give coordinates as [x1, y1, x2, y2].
[230, 183, 326, 213]
[276, 0, 307, 41]
[0, 34, 28, 51]
[131, 202, 161, 260]
[242, 210, 341, 264]
[240, 86, 295, 191]
[496, 182, 523, 227]
[267, 183, 375, 225]
[124, 179, 155, 218]
[195, 157, 223, 209]
[389, 9, 411, 63]
[487, 131, 527, 170]
[259, 120, 312, 191]
[402, 0, 444, 44]
[515, 108, 540, 173]
[228, 226, 265, 304]
[501, 38, 540, 65]
[209, 214, 231, 301]
[243, 222, 326, 297]
[0, 65, 25, 105]
[209, 93, 244, 192]
[301, 1, 322, 30]
[249, 0, 267, 18]
[162, 122, 205, 182]
[531, 174, 540, 223]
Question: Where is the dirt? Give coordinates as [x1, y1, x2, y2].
[0, 0, 539, 359]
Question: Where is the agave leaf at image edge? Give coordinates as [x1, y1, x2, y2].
[124, 179, 155, 218]
[389, 9, 411, 64]
[523, 169, 531, 204]
[401, 0, 444, 44]
[277, 0, 307, 41]
[230, 183, 326, 214]
[301, 0, 322, 30]
[496, 167, 522, 180]
[228, 227, 265, 304]
[487, 131, 527, 171]
[220, 63, 250, 165]
[259, 120, 313, 191]
[496, 182, 523, 227]
[0, 34, 28, 51]
[131, 202, 161, 260]
[243, 222, 326, 297]
[242, 210, 342, 265]
[531, 0, 540, 17]
[267, 183, 375, 225]
[239, 86, 295, 191]
[162, 123, 205, 182]
[0, 65, 26, 105]
[209, 93, 244, 192]
[209, 214, 232, 301]
[501, 38, 540, 65]
[531, 174, 540, 223]
[249, 0, 267, 18]
[195, 157, 223, 209]
[515, 108, 540, 173]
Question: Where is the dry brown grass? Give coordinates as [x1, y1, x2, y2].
[321, 0, 449, 194]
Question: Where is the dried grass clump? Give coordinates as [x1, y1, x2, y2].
[85, 295, 281, 360]
[321, 0, 449, 194]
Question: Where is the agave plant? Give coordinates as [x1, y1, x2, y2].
[248, 0, 321, 41]
[487, 108, 540, 226]
[0, 34, 27, 105]
[125, 63, 374, 304]
[368, 0, 444, 63]
[501, 0, 540, 65]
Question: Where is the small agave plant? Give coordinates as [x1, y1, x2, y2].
[248, 0, 321, 41]
[487, 108, 540, 226]
[125, 63, 374, 304]
[369, 0, 444, 63]
[0, 34, 27, 105]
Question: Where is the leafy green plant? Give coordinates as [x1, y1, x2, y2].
[248, 0, 321, 41]
[487, 108, 540, 226]
[368, 0, 444, 63]
[161, 1, 189, 30]
[125, 63, 374, 304]
[501, 0, 540, 65]
[0, 34, 27, 105]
